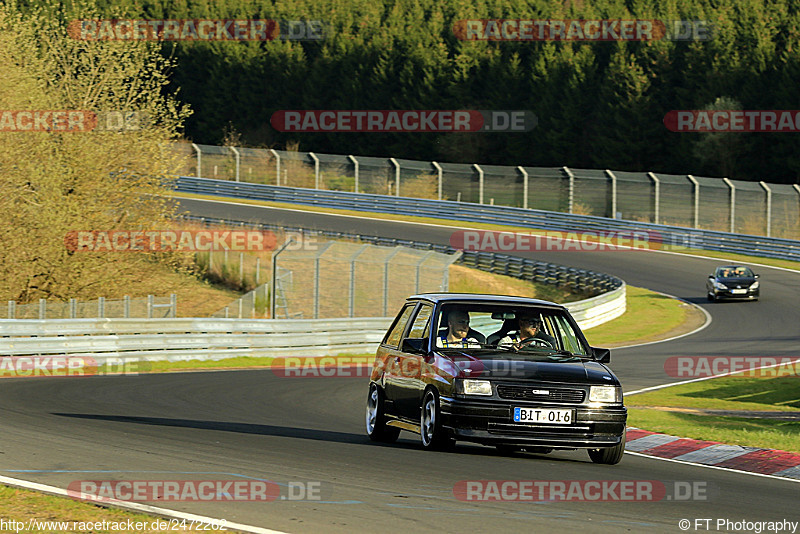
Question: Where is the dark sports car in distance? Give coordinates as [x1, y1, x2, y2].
[706, 265, 760, 301]
[365, 293, 627, 464]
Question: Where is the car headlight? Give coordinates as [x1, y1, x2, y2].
[458, 379, 493, 396]
[750, 281, 759, 289]
[713, 281, 727, 290]
[589, 385, 621, 403]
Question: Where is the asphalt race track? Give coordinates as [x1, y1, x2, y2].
[1, 197, 798, 534]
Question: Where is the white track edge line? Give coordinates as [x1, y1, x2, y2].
[623, 451, 800, 483]
[0, 474, 289, 534]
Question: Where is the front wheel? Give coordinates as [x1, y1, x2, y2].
[420, 389, 454, 450]
[587, 431, 626, 465]
[366, 384, 400, 442]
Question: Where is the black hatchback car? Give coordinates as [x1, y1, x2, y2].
[706, 265, 760, 301]
[365, 294, 627, 464]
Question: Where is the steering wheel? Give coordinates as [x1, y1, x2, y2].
[516, 336, 555, 350]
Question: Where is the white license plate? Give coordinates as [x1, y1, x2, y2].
[513, 407, 573, 425]
[731, 289, 747, 294]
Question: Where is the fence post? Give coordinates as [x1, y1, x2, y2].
[647, 172, 660, 224]
[191, 143, 201, 177]
[39, 298, 46, 319]
[389, 158, 400, 197]
[269, 149, 281, 185]
[8, 300, 15, 319]
[563, 166, 575, 213]
[308, 152, 320, 189]
[255, 257, 261, 286]
[348, 244, 369, 318]
[687, 175, 700, 228]
[98, 296, 105, 318]
[147, 294, 154, 319]
[170, 294, 177, 318]
[347, 155, 359, 193]
[760, 181, 772, 237]
[270, 238, 295, 319]
[605, 169, 618, 219]
[723, 178, 736, 233]
[123, 295, 130, 318]
[432, 161, 443, 201]
[474, 164, 484, 204]
[383, 248, 403, 316]
[239, 252, 244, 285]
[517, 166, 529, 209]
[229, 146, 241, 182]
[415, 251, 436, 294]
[70, 298, 77, 319]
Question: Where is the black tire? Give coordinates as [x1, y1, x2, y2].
[366, 384, 400, 443]
[420, 389, 454, 450]
[587, 431, 626, 465]
[707, 293, 715, 302]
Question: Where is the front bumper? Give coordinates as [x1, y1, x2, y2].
[440, 396, 627, 448]
[712, 288, 759, 300]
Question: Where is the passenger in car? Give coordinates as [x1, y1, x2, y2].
[498, 312, 557, 348]
[436, 309, 483, 347]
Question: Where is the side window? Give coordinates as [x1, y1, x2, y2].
[383, 304, 415, 348]
[552, 315, 588, 355]
[407, 304, 433, 339]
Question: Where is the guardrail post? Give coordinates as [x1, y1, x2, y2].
[647, 172, 660, 224]
[229, 146, 241, 182]
[98, 297, 105, 318]
[605, 169, 618, 219]
[687, 175, 700, 228]
[270, 238, 295, 319]
[39, 298, 46, 319]
[760, 181, 772, 237]
[563, 166, 575, 213]
[723, 178, 736, 233]
[269, 149, 281, 185]
[474, 164, 484, 204]
[170, 294, 177, 318]
[347, 155, 359, 193]
[8, 300, 15, 319]
[517, 166, 529, 209]
[147, 294, 154, 319]
[308, 152, 320, 189]
[389, 158, 400, 197]
[432, 161, 443, 201]
[70, 298, 77, 318]
[191, 143, 201, 177]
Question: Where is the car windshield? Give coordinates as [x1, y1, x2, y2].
[718, 267, 754, 278]
[433, 303, 590, 358]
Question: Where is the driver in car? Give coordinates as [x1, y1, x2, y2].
[437, 310, 483, 347]
[498, 313, 557, 349]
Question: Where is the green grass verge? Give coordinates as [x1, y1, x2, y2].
[627, 375, 800, 453]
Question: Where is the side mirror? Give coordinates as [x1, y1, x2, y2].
[402, 338, 428, 354]
[755, 274, 760, 279]
[592, 347, 611, 363]
[708, 274, 714, 278]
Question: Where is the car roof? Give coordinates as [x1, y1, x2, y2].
[406, 293, 566, 309]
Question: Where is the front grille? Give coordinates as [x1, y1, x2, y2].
[496, 385, 585, 403]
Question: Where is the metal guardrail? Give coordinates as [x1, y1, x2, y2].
[176, 176, 800, 262]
